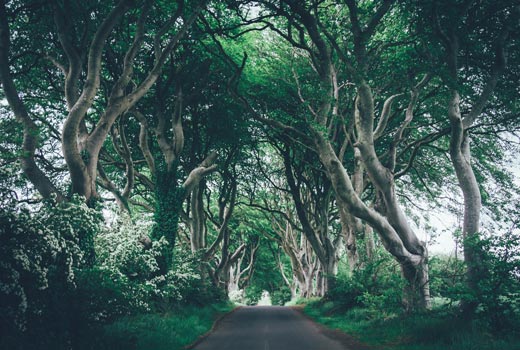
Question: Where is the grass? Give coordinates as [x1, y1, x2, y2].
[303, 299, 520, 350]
[83, 302, 234, 350]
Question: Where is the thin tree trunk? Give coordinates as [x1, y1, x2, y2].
[448, 91, 483, 315]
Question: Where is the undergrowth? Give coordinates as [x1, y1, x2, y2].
[81, 302, 234, 350]
[304, 299, 520, 350]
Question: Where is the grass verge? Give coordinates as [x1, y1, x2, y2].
[82, 302, 234, 350]
[303, 299, 520, 350]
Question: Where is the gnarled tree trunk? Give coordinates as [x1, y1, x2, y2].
[312, 131, 431, 309]
[434, 2, 517, 314]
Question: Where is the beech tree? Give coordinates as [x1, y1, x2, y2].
[424, 0, 520, 315]
[0, 0, 206, 204]
[223, 0, 433, 309]
[2, 1, 519, 324]
[277, 140, 342, 294]
[267, 190, 322, 298]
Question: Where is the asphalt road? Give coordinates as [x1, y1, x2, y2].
[192, 306, 347, 350]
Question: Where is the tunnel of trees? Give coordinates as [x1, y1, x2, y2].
[1, 0, 519, 349]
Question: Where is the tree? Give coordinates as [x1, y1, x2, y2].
[427, 0, 520, 315]
[225, 0, 432, 309]
[0, 0, 206, 204]
[277, 140, 342, 294]
[249, 144, 323, 297]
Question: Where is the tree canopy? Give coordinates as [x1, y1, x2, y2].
[1, 0, 519, 348]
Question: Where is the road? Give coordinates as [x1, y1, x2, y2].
[192, 306, 348, 350]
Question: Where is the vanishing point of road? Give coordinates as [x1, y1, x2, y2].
[192, 306, 348, 350]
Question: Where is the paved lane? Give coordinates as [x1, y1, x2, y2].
[192, 306, 347, 350]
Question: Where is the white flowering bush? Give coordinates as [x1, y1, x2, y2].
[93, 214, 207, 312]
[0, 205, 58, 332]
[0, 195, 101, 348]
[0, 197, 222, 348]
[39, 195, 102, 268]
[96, 213, 161, 280]
[151, 250, 203, 305]
[88, 214, 162, 314]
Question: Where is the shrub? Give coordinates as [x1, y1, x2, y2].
[325, 276, 364, 310]
[244, 284, 264, 305]
[148, 250, 204, 308]
[0, 195, 101, 348]
[429, 233, 520, 332]
[271, 286, 292, 306]
[469, 232, 520, 332]
[74, 267, 152, 324]
[95, 215, 219, 311]
[325, 250, 404, 317]
[96, 213, 160, 281]
[428, 255, 466, 303]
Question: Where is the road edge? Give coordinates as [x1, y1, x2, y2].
[184, 306, 242, 349]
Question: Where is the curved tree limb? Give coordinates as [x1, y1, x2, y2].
[374, 93, 403, 140]
[0, 2, 63, 201]
[182, 151, 218, 198]
[62, 0, 133, 200]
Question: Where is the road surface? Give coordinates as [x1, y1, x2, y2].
[192, 306, 347, 350]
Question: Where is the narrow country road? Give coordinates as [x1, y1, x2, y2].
[192, 306, 348, 350]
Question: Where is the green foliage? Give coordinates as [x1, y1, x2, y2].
[270, 286, 292, 306]
[152, 165, 185, 272]
[429, 233, 520, 332]
[1, 1, 520, 349]
[241, 239, 287, 296]
[0, 197, 224, 349]
[43, 195, 102, 266]
[0, 195, 101, 348]
[151, 250, 214, 307]
[243, 284, 264, 305]
[305, 234, 520, 349]
[97, 214, 161, 281]
[466, 233, 520, 332]
[326, 250, 405, 317]
[95, 215, 220, 311]
[428, 254, 466, 302]
[304, 300, 520, 350]
[73, 266, 153, 328]
[85, 214, 161, 317]
[79, 302, 234, 350]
